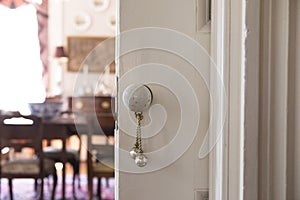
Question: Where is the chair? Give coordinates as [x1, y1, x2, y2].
[0, 114, 57, 200]
[31, 97, 82, 194]
[70, 96, 115, 199]
[41, 110, 82, 195]
[43, 133, 81, 193]
[86, 113, 115, 200]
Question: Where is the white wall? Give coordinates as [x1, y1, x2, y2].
[288, 0, 300, 198]
[293, 1, 300, 197]
[257, 0, 300, 199]
[118, 0, 210, 199]
[48, 0, 116, 96]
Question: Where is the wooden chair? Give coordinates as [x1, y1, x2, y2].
[70, 96, 115, 199]
[86, 113, 115, 200]
[43, 132, 81, 194]
[0, 114, 57, 200]
[37, 99, 82, 195]
[87, 133, 114, 199]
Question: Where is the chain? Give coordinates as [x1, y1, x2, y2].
[135, 112, 143, 153]
[130, 112, 148, 167]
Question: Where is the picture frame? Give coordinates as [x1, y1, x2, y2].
[67, 36, 115, 73]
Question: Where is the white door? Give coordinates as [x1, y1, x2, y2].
[116, 0, 223, 199]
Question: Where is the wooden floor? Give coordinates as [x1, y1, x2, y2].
[0, 162, 115, 200]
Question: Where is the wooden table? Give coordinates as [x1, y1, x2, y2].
[42, 116, 87, 200]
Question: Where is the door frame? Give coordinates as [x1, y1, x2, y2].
[209, 0, 262, 199]
[210, 0, 294, 199]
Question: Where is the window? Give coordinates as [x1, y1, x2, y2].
[0, 3, 46, 112]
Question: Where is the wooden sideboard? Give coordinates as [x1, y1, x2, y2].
[68, 96, 115, 136]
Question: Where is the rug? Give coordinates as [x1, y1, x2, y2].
[0, 175, 115, 200]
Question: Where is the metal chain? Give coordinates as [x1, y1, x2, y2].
[135, 112, 143, 153]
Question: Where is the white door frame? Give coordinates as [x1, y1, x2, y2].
[210, 0, 295, 199]
[209, 0, 246, 199]
[209, 0, 262, 199]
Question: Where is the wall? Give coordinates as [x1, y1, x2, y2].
[48, 0, 116, 97]
[117, 0, 211, 199]
[257, 0, 300, 199]
[287, 0, 300, 198]
[293, 1, 300, 197]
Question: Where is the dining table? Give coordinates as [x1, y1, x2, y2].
[42, 115, 87, 200]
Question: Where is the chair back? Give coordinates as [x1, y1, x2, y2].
[0, 114, 44, 178]
[78, 96, 115, 199]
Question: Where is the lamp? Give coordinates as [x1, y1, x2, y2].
[54, 46, 67, 58]
[54, 46, 68, 64]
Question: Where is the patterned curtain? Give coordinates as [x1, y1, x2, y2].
[33, 0, 49, 91]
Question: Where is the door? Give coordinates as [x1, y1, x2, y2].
[116, 0, 220, 199]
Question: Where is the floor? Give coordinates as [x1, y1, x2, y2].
[0, 162, 115, 200]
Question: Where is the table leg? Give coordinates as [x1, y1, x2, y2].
[62, 140, 67, 200]
[61, 163, 65, 199]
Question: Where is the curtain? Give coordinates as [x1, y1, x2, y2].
[0, 3, 46, 111]
[33, 0, 49, 91]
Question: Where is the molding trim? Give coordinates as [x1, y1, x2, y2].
[196, 0, 212, 33]
[209, 0, 230, 199]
